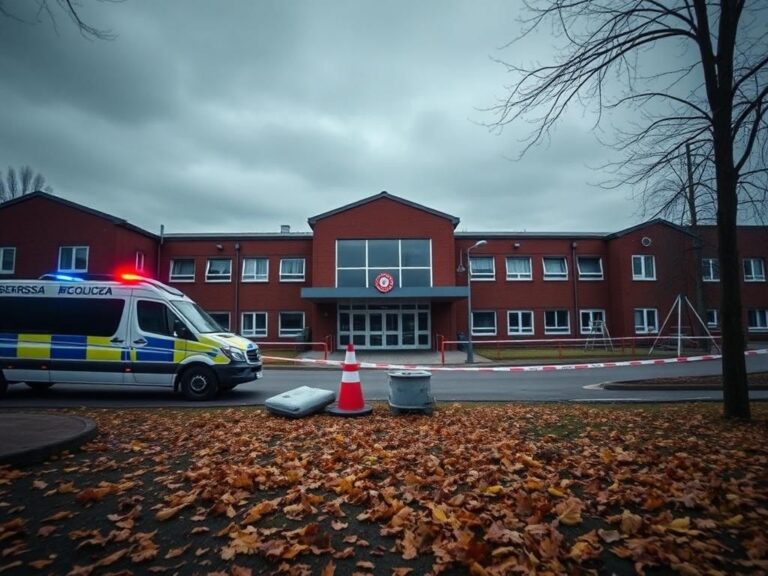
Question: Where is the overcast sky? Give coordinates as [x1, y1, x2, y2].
[1, 1, 645, 235]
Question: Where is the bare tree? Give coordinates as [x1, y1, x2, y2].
[0, 0, 117, 40]
[490, 1, 767, 420]
[0, 166, 53, 202]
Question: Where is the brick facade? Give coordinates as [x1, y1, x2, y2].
[2, 191, 767, 348]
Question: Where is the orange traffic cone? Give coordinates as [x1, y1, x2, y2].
[327, 343, 373, 417]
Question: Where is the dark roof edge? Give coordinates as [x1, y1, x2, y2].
[307, 191, 461, 228]
[163, 232, 313, 240]
[0, 191, 158, 240]
[604, 218, 697, 240]
[455, 231, 607, 239]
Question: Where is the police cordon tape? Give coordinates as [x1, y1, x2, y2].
[262, 348, 768, 373]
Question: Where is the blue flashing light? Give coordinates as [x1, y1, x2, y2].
[50, 274, 84, 282]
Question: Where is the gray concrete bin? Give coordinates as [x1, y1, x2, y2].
[387, 370, 434, 415]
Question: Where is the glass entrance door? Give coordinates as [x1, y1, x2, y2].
[337, 303, 430, 350]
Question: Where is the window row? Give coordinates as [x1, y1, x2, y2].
[472, 307, 768, 336]
[170, 258, 305, 283]
[702, 258, 766, 282]
[0, 246, 148, 275]
[204, 311, 306, 338]
[471, 309, 609, 336]
[470, 256, 604, 281]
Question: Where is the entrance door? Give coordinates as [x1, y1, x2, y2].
[337, 303, 431, 350]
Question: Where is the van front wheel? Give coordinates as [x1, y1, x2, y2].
[180, 366, 219, 401]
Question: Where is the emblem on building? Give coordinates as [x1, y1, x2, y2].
[374, 272, 394, 293]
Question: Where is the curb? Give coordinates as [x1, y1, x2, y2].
[603, 383, 768, 391]
[0, 414, 98, 467]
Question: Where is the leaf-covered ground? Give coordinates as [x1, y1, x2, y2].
[1, 403, 767, 576]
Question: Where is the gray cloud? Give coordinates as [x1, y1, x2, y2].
[0, 0, 649, 235]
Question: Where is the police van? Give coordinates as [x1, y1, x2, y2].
[0, 274, 262, 400]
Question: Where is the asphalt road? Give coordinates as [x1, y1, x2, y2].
[1, 355, 767, 408]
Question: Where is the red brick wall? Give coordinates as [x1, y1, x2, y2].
[0, 195, 156, 279]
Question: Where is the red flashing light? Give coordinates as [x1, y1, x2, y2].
[120, 273, 145, 282]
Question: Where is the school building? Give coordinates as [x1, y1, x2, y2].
[1, 191, 767, 350]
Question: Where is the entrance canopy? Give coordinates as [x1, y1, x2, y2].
[301, 286, 468, 301]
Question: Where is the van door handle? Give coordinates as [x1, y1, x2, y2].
[111, 337, 124, 344]
[133, 338, 147, 345]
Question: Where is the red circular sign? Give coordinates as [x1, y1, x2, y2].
[374, 272, 395, 293]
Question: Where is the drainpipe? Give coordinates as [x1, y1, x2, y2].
[234, 242, 241, 334]
[571, 241, 579, 330]
[156, 224, 164, 279]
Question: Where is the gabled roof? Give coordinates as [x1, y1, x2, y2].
[0, 191, 158, 239]
[604, 218, 697, 240]
[307, 191, 461, 228]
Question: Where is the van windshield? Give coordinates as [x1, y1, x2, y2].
[172, 301, 225, 334]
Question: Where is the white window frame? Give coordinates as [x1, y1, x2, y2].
[706, 309, 719, 329]
[58, 246, 89, 273]
[747, 308, 768, 332]
[702, 258, 719, 282]
[205, 258, 232, 283]
[544, 310, 570, 335]
[542, 257, 568, 281]
[632, 255, 656, 281]
[469, 256, 495, 281]
[241, 312, 268, 338]
[242, 257, 269, 282]
[279, 311, 305, 337]
[0, 247, 15, 274]
[577, 256, 603, 280]
[505, 257, 532, 281]
[280, 258, 306, 282]
[634, 308, 659, 334]
[135, 251, 145, 272]
[507, 310, 534, 336]
[471, 310, 497, 336]
[207, 311, 230, 331]
[169, 259, 195, 282]
[579, 309, 606, 335]
[747, 309, 768, 332]
[743, 258, 766, 282]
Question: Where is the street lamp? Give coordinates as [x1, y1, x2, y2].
[465, 239, 487, 363]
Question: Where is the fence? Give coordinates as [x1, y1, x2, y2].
[252, 334, 332, 362]
[435, 334, 722, 365]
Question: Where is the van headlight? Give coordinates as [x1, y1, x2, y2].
[220, 346, 246, 362]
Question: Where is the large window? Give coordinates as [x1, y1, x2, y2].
[242, 312, 267, 338]
[58, 246, 88, 273]
[542, 257, 568, 280]
[170, 259, 195, 282]
[748, 309, 768, 332]
[744, 258, 766, 282]
[242, 258, 268, 282]
[577, 256, 603, 280]
[702, 258, 719, 282]
[469, 256, 495, 281]
[0, 297, 124, 336]
[280, 258, 306, 282]
[206, 258, 232, 282]
[507, 310, 534, 336]
[471, 311, 496, 336]
[632, 255, 656, 280]
[279, 312, 305, 337]
[544, 310, 570, 334]
[505, 257, 532, 281]
[0, 247, 15, 274]
[580, 309, 606, 335]
[336, 239, 431, 288]
[634, 308, 658, 334]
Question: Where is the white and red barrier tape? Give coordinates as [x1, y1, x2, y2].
[262, 348, 768, 373]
